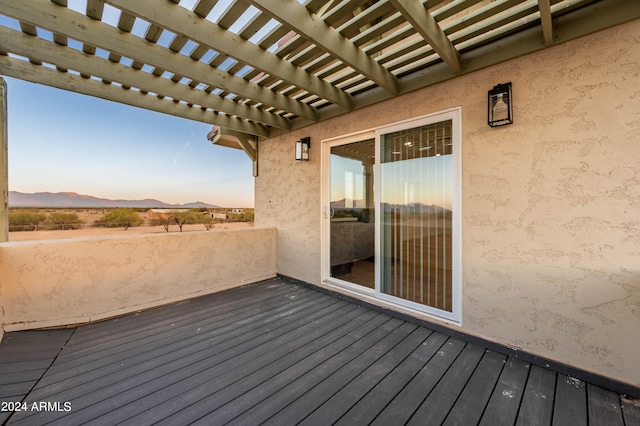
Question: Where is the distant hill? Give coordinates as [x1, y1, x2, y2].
[9, 191, 219, 209]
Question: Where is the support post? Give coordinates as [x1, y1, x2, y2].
[0, 78, 8, 242]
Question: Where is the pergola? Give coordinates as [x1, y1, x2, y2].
[0, 0, 639, 236]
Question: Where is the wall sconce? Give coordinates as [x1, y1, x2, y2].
[488, 82, 513, 127]
[295, 137, 310, 161]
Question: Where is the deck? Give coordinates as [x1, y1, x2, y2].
[1, 277, 639, 425]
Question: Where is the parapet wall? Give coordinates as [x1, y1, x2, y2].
[0, 227, 276, 334]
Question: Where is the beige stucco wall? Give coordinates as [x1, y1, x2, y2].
[0, 228, 276, 332]
[255, 20, 640, 386]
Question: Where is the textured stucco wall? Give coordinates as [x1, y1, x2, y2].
[255, 20, 640, 386]
[0, 228, 276, 331]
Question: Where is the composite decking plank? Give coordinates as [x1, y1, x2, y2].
[28, 288, 327, 395]
[262, 321, 419, 426]
[12, 297, 348, 425]
[516, 365, 557, 426]
[62, 301, 360, 426]
[334, 331, 450, 426]
[58, 281, 293, 354]
[552, 374, 588, 426]
[100, 306, 366, 425]
[44, 287, 319, 378]
[225, 316, 406, 426]
[622, 396, 640, 426]
[0, 329, 72, 424]
[371, 337, 467, 425]
[298, 326, 435, 426]
[477, 356, 530, 425]
[0, 330, 73, 362]
[55, 282, 299, 362]
[59, 283, 272, 344]
[139, 310, 389, 425]
[587, 383, 624, 426]
[406, 344, 486, 425]
[65, 280, 293, 339]
[444, 350, 508, 426]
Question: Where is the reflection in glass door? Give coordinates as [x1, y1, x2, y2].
[329, 139, 375, 289]
[380, 120, 454, 312]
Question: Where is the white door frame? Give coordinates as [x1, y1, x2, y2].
[321, 107, 462, 324]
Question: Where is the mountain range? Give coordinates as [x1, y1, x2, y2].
[9, 191, 219, 208]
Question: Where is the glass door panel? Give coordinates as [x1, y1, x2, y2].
[329, 139, 375, 289]
[380, 120, 453, 312]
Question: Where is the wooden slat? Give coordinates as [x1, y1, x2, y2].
[143, 310, 389, 425]
[261, 321, 417, 425]
[621, 396, 640, 426]
[298, 326, 434, 425]
[25, 289, 330, 403]
[406, 344, 485, 425]
[516, 365, 557, 426]
[53, 301, 360, 425]
[553, 374, 587, 426]
[478, 357, 530, 425]
[445, 350, 508, 425]
[587, 383, 624, 426]
[228, 315, 402, 425]
[371, 337, 466, 425]
[333, 331, 449, 425]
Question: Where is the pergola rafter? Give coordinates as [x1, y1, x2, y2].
[0, 0, 636, 143]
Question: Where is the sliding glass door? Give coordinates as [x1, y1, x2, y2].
[378, 118, 456, 315]
[323, 109, 461, 322]
[328, 138, 376, 289]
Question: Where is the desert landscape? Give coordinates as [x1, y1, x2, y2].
[8, 207, 253, 242]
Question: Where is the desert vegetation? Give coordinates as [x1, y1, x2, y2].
[8, 207, 254, 239]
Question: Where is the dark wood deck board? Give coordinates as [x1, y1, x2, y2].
[1, 277, 638, 425]
[371, 337, 467, 425]
[297, 326, 434, 426]
[553, 374, 588, 426]
[225, 315, 402, 426]
[156, 310, 388, 425]
[587, 383, 624, 426]
[516, 364, 557, 426]
[406, 344, 485, 425]
[98, 303, 369, 425]
[622, 396, 640, 426]
[262, 321, 418, 425]
[445, 349, 507, 426]
[14, 292, 348, 424]
[478, 357, 530, 425]
[333, 331, 450, 426]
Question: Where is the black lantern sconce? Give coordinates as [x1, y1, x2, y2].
[488, 82, 513, 127]
[295, 137, 310, 161]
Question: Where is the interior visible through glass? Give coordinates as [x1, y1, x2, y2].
[329, 139, 375, 288]
[380, 120, 453, 311]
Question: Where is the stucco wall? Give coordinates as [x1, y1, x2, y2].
[0, 228, 276, 331]
[255, 20, 640, 386]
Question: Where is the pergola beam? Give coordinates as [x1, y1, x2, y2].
[245, 0, 398, 96]
[106, 0, 353, 112]
[0, 0, 318, 121]
[538, 0, 554, 44]
[0, 57, 270, 137]
[389, 0, 462, 73]
[0, 26, 290, 130]
[0, 77, 7, 242]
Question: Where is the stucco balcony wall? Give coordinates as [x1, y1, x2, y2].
[0, 228, 276, 335]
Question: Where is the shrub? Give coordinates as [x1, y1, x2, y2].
[8, 210, 47, 231]
[96, 208, 143, 230]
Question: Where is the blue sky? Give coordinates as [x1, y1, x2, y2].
[6, 77, 255, 207]
[1, 0, 263, 207]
